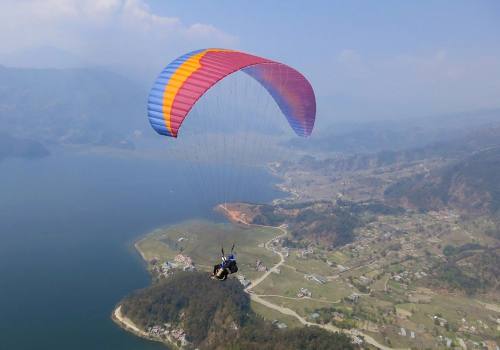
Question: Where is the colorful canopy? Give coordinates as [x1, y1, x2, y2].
[147, 48, 316, 137]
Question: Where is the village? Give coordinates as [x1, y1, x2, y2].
[147, 323, 190, 348]
[149, 253, 197, 279]
[134, 208, 500, 350]
[243, 208, 500, 349]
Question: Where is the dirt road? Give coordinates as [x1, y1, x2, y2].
[241, 221, 405, 350]
[246, 225, 287, 290]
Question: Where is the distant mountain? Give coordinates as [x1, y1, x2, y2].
[0, 131, 49, 161]
[297, 125, 500, 174]
[385, 147, 500, 216]
[0, 65, 147, 150]
[0, 46, 89, 69]
[289, 109, 500, 154]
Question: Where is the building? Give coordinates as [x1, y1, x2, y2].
[358, 275, 371, 285]
[174, 254, 193, 266]
[297, 247, 314, 258]
[352, 336, 363, 345]
[272, 320, 288, 329]
[347, 293, 360, 303]
[237, 274, 251, 288]
[255, 259, 268, 272]
[297, 288, 312, 298]
[337, 264, 348, 272]
[276, 322, 287, 329]
[304, 273, 327, 284]
[433, 315, 448, 327]
[309, 312, 320, 320]
[183, 264, 196, 272]
[161, 261, 177, 271]
[445, 338, 452, 348]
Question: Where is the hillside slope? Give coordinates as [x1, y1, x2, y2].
[120, 272, 354, 350]
[0, 65, 147, 149]
[385, 147, 500, 216]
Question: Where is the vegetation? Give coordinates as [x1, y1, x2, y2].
[135, 220, 280, 282]
[435, 262, 482, 295]
[121, 272, 355, 350]
[432, 244, 500, 295]
[442, 243, 483, 257]
[385, 147, 500, 216]
[252, 199, 403, 249]
[253, 204, 287, 226]
[311, 307, 356, 329]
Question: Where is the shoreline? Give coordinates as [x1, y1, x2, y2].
[134, 237, 148, 262]
[215, 203, 250, 225]
[112, 305, 149, 338]
[114, 232, 182, 349]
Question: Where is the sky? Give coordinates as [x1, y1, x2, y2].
[0, 0, 499, 121]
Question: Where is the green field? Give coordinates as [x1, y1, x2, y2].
[136, 220, 281, 279]
[250, 300, 303, 328]
[253, 265, 351, 302]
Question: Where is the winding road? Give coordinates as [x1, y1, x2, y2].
[236, 217, 405, 350]
[245, 225, 288, 290]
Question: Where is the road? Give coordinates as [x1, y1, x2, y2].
[240, 220, 406, 350]
[245, 225, 287, 290]
[257, 294, 342, 304]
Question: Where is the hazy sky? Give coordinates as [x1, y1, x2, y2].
[1, 0, 499, 121]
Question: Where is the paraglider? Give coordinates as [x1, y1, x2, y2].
[147, 48, 316, 138]
[147, 48, 316, 281]
[212, 243, 238, 281]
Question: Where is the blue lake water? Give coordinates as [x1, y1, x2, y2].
[0, 151, 282, 349]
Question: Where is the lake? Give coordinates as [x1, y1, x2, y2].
[0, 150, 283, 349]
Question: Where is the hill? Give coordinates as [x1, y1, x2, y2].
[430, 244, 500, 295]
[0, 65, 147, 149]
[384, 147, 500, 218]
[288, 109, 500, 155]
[120, 271, 355, 350]
[0, 131, 49, 161]
[295, 125, 500, 174]
[226, 200, 402, 248]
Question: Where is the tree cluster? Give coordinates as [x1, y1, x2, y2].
[121, 272, 356, 349]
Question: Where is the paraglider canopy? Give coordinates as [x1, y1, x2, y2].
[147, 48, 316, 138]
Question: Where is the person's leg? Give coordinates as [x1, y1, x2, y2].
[216, 267, 226, 278]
